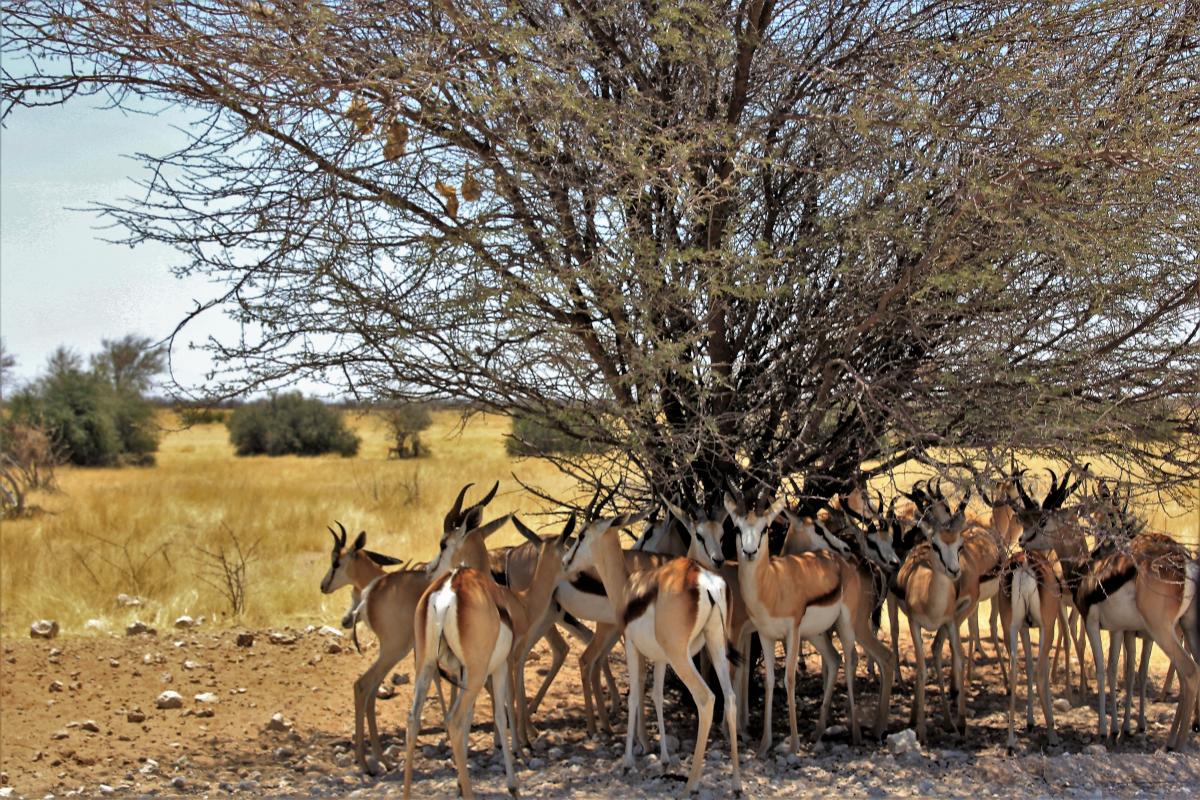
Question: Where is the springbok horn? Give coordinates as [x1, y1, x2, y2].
[327, 526, 341, 548]
[477, 480, 500, 508]
[725, 478, 747, 517]
[875, 489, 886, 517]
[1063, 464, 1088, 500]
[561, 513, 577, 544]
[1015, 477, 1038, 510]
[584, 482, 605, 519]
[444, 483, 474, 532]
[1046, 468, 1060, 503]
[336, 521, 348, 548]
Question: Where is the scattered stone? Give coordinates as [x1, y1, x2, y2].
[160, 672, 173, 684]
[326, 642, 342, 655]
[274, 746, 294, 760]
[235, 632, 255, 648]
[886, 728, 921, 756]
[391, 672, 410, 686]
[185, 707, 215, 718]
[127, 708, 146, 723]
[173, 615, 196, 629]
[265, 713, 292, 732]
[194, 692, 219, 704]
[108, 658, 120, 668]
[155, 691, 184, 710]
[116, 593, 143, 607]
[50, 729, 69, 740]
[170, 776, 186, 790]
[125, 621, 155, 637]
[48, 681, 64, 693]
[1053, 698, 1071, 713]
[318, 625, 343, 637]
[79, 720, 100, 733]
[139, 758, 159, 775]
[30, 620, 59, 639]
[376, 684, 395, 700]
[0, 789, 13, 798]
[1084, 743, 1107, 756]
[183, 660, 201, 671]
[84, 619, 105, 632]
[97, 786, 114, 796]
[48, 647, 62, 657]
[268, 631, 298, 646]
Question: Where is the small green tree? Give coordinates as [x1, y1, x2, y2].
[7, 347, 159, 466]
[382, 403, 432, 458]
[91, 334, 166, 395]
[506, 411, 606, 457]
[226, 393, 360, 457]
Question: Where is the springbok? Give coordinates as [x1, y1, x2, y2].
[726, 484, 893, 753]
[561, 505, 742, 796]
[402, 522, 571, 800]
[1018, 470, 1200, 749]
[324, 483, 508, 773]
[997, 547, 1063, 751]
[892, 491, 972, 741]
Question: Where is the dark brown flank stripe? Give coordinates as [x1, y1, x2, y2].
[1077, 559, 1137, 617]
[497, 604, 512, 630]
[570, 572, 607, 595]
[623, 583, 659, 626]
[809, 581, 842, 607]
[491, 570, 509, 586]
[980, 559, 1005, 583]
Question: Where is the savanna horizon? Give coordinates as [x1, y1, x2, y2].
[1, 409, 1196, 637]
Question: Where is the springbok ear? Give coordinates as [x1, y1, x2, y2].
[783, 508, 803, 529]
[620, 506, 653, 529]
[510, 515, 543, 546]
[352, 531, 367, 551]
[468, 513, 512, 541]
[723, 492, 740, 520]
[363, 549, 405, 566]
[561, 513, 577, 543]
[661, 496, 691, 529]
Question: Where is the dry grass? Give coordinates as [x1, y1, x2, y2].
[1, 411, 1195, 636]
[0, 410, 577, 634]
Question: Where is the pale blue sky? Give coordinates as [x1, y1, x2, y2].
[1, 98, 234, 394]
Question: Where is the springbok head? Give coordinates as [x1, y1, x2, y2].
[662, 495, 728, 568]
[319, 521, 405, 594]
[426, 512, 514, 578]
[724, 481, 787, 563]
[917, 492, 971, 580]
[1016, 466, 1087, 550]
[783, 507, 851, 556]
[837, 494, 902, 569]
[560, 482, 650, 575]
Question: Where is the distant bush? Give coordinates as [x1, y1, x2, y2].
[179, 406, 228, 425]
[382, 403, 432, 458]
[506, 412, 605, 456]
[226, 393, 360, 457]
[7, 349, 159, 467]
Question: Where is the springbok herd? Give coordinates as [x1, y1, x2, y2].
[318, 469, 1200, 798]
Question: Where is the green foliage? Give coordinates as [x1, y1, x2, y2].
[506, 412, 605, 457]
[382, 403, 432, 458]
[226, 393, 359, 457]
[7, 347, 159, 467]
[90, 334, 166, 395]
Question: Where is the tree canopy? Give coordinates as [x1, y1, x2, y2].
[3, 1, 1197, 504]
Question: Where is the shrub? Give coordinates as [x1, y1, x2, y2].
[382, 403, 432, 458]
[506, 411, 605, 456]
[6, 356, 158, 467]
[226, 393, 360, 457]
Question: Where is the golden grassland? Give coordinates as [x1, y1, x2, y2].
[1, 410, 1196, 636]
[0, 411, 578, 635]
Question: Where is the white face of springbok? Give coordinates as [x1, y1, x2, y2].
[424, 514, 512, 578]
[725, 491, 787, 563]
[917, 495, 970, 580]
[320, 523, 366, 594]
[783, 509, 851, 556]
[662, 497, 727, 569]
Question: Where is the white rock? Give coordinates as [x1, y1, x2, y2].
[265, 712, 292, 732]
[84, 619, 106, 632]
[194, 692, 219, 704]
[97, 787, 114, 796]
[139, 758, 159, 775]
[318, 625, 343, 638]
[116, 594, 143, 607]
[155, 691, 184, 709]
[125, 621, 155, 637]
[183, 660, 201, 671]
[886, 728, 920, 755]
[0, 788, 13, 797]
[169, 777, 186, 790]
[1053, 698, 1071, 712]
[30, 620, 59, 639]
[1084, 743, 1107, 755]
[173, 615, 196, 630]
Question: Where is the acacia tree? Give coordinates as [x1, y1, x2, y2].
[3, 1, 1198, 508]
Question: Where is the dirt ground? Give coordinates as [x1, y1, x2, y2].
[2, 624, 1199, 799]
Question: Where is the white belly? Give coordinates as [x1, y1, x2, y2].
[556, 579, 616, 624]
[796, 602, 842, 638]
[1094, 583, 1145, 632]
[978, 576, 1000, 603]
